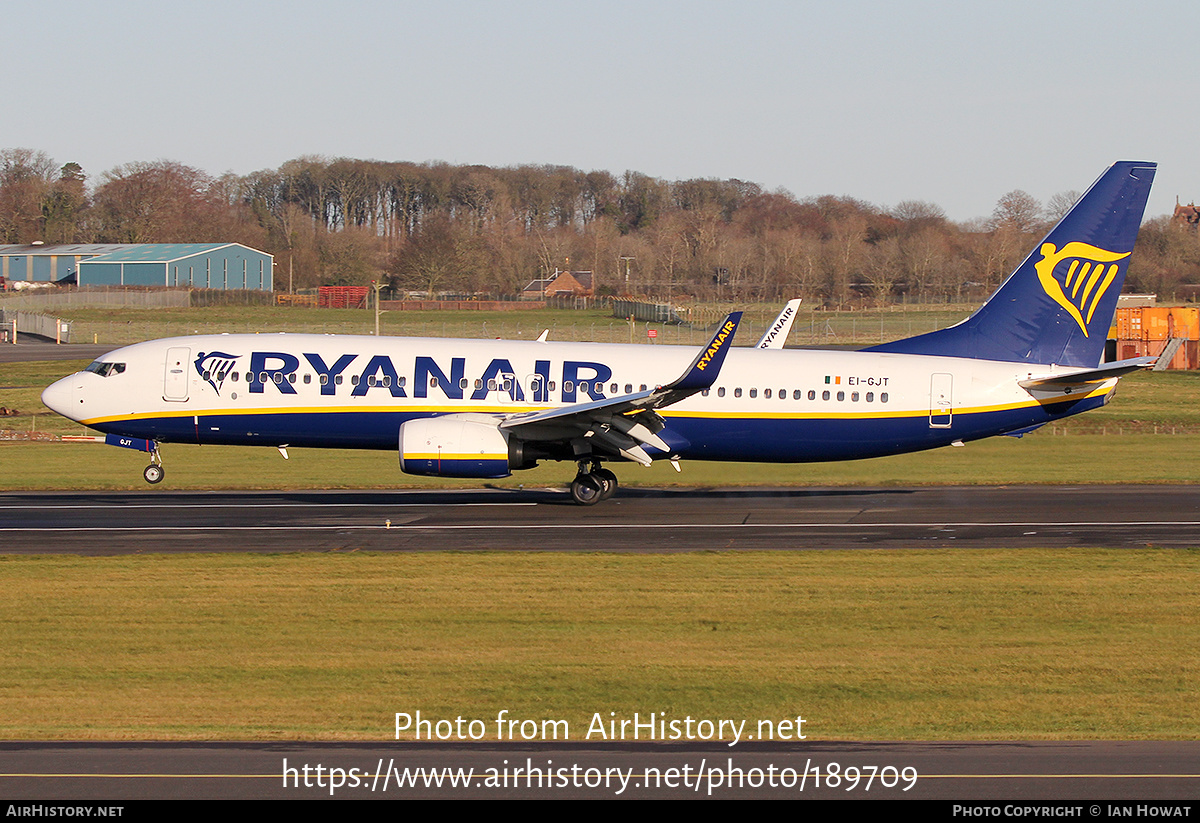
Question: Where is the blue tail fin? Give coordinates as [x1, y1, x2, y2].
[866, 161, 1156, 367]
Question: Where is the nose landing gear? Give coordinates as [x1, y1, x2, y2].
[143, 445, 164, 484]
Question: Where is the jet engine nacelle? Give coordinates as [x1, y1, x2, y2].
[398, 414, 518, 478]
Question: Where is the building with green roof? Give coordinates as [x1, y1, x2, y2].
[0, 243, 273, 290]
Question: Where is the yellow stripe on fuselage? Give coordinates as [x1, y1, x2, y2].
[77, 384, 1112, 428]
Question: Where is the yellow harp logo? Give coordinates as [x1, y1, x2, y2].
[1034, 242, 1129, 337]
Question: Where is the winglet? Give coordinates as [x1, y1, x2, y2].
[756, 299, 801, 348]
[667, 312, 742, 391]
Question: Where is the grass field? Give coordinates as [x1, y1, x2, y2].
[42, 301, 974, 348]
[1, 550, 1197, 740]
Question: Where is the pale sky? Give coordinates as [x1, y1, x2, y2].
[6, 0, 1196, 221]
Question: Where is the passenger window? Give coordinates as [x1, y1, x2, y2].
[837, 391, 844, 401]
[866, 392, 874, 402]
[430, 377, 438, 388]
[807, 390, 814, 400]
[749, 388, 757, 398]
[851, 392, 859, 401]
[320, 374, 328, 385]
[717, 387, 725, 398]
[488, 379, 497, 391]
[367, 376, 377, 387]
[335, 375, 343, 385]
[303, 374, 312, 384]
[475, 379, 483, 389]
[350, 375, 359, 385]
[734, 388, 742, 398]
[822, 391, 830, 400]
[610, 383, 618, 393]
[459, 378, 469, 389]
[764, 389, 772, 398]
[288, 373, 296, 384]
[382, 376, 391, 388]
[702, 389, 709, 397]
[881, 392, 889, 403]
[231, 372, 239, 382]
[563, 380, 573, 393]
[625, 384, 633, 394]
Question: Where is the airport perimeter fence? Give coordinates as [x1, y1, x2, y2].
[0, 309, 71, 343]
[0, 288, 191, 310]
[0, 287, 276, 310]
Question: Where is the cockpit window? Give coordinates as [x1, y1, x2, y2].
[84, 361, 126, 377]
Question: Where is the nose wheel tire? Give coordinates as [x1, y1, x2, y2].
[143, 464, 164, 484]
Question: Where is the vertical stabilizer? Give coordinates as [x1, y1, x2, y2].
[866, 161, 1156, 366]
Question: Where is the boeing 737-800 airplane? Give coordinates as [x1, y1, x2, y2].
[42, 162, 1157, 504]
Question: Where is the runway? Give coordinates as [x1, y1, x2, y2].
[2, 740, 1199, 799]
[2, 485, 1198, 552]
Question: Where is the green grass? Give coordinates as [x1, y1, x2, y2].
[42, 301, 973, 348]
[3, 433, 1200, 490]
[0, 550, 1196, 740]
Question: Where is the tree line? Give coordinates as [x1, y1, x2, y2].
[2, 147, 1197, 304]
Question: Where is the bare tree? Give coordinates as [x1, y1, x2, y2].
[0, 148, 56, 242]
[1045, 190, 1081, 221]
[989, 189, 1042, 233]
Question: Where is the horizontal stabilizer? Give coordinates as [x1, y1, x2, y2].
[1018, 356, 1156, 391]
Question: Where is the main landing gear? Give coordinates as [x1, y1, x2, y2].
[143, 444, 164, 485]
[570, 462, 618, 506]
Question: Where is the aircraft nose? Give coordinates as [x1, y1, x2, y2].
[41, 376, 77, 420]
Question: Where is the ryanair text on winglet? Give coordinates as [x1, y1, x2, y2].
[696, 320, 737, 371]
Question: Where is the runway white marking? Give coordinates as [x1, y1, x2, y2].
[1, 520, 1197, 532]
[0, 502, 537, 510]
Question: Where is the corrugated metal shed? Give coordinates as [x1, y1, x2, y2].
[0, 243, 273, 291]
[0, 244, 129, 283]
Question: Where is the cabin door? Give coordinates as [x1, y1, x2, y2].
[164, 347, 190, 402]
[929, 373, 952, 428]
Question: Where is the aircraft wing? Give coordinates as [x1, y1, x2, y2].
[1017, 356, 1157, 392]
[500, 312, 742, 465]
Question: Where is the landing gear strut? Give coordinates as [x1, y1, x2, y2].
[570, 461, 618, 505]
[143, 444, 164, 484]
